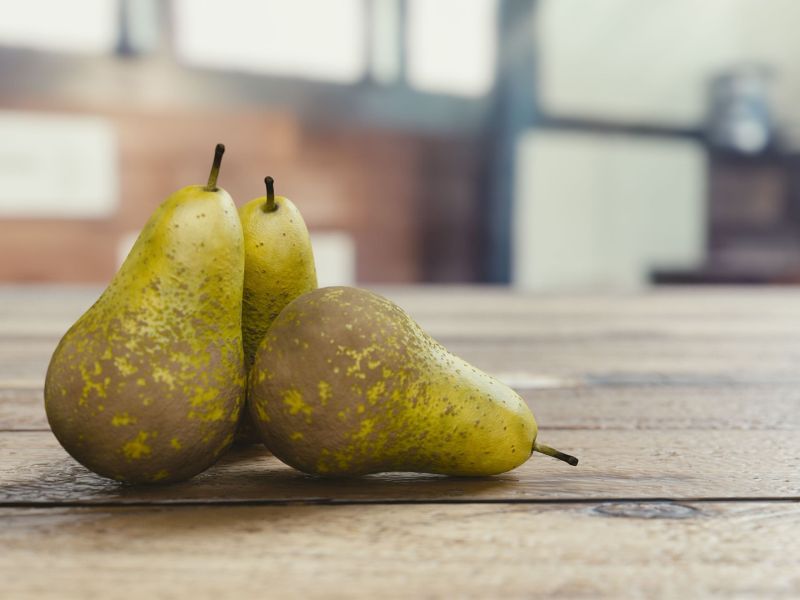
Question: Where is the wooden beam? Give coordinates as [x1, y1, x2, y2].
[2, 502, 799, 598]
[0, 47, 487, 135]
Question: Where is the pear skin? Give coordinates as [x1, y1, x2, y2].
[44, 144, 246, 484]
[240, 177, 317, 363]
[248, 287, 577, 476]
[236, 177, 317, 443]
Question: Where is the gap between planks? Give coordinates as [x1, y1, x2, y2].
[1, 496, 799, 510]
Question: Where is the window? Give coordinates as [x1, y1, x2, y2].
[0, 0, 118, 53]
[369, 0, 403, 84]
[406, 0, 498, 97]
[173, 0, 366, 83]
[537, 0, 800, 126]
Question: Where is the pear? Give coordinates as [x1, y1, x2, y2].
[240, 176, 317, 363]
[236, 176, 317, 443]
[44, 144, 246, 484]
[248, 287, 577, 476]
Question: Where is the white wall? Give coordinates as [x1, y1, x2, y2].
[0, 111, 118, 218]
[513, 131, 706, 290]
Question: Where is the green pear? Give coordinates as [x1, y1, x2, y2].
[44, 144, 246, 484]
[248, 287, 577, 476]
[236, 176, 317, 444]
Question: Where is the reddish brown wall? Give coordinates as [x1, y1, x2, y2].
[0, 105, 483, 283]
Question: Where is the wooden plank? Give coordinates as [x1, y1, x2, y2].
[450, 338, 800, 384]
[4, 287, 800, 387]
[2, 502, 799, 599]
[13, 284, 778, 315]
[5, 286, 800, 338]
[5, 331, 800, 391]
[528, 383, 800, 430]
[379, 284, 800, 312]
[0, 339, 55, 382]
[0, 388, 46, 430]
[0, 287, 98, 337]
[5, 383, 800, 432]
[1, 430, 797, 505]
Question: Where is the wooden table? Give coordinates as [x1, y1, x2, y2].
[2, 286, 799, 598]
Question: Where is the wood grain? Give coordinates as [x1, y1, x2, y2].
[2, 286, 799, 598]
[5, 287, 800, 388]
[9, 336, 800, 392]
[527, 383, 800, 431]
[5, 383, 800, 432]
[6, 285, 800, 336]
[0, 388, 46, 430]
[2, 430, 797, 505]
[2, 502, 799, 599]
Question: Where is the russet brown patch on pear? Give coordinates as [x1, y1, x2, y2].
[248, 287, 542, 477]
[45, 145, 246, 485]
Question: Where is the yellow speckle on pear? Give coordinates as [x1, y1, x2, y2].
[111, 412, 136, 426]
[255, 403, 271, 422]
[353, 417, 375, 439]
[189, 386, 221, 408]
[201, 405, 225, 421]
[152, 366, 176, 389]
[282, 389, 312, 418]
[317, 381, 332, 404]
[114, 356, 138, 376]
[122, 431, 152, 460]
[366, 380, 386, 404]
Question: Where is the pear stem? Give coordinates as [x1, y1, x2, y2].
[533, 442, 579, 466]
[206, 143, 225, 191]
[263, 176, 277, 212]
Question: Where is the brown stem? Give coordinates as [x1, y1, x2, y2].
[533, 441, 579, 466]
[205, 143, 225, 191]
[263, 176, 277, 212]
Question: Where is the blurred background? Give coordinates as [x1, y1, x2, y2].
[1, 0, 800, 289]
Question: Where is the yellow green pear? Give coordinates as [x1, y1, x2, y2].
[248, 286, 577, 476]
[44, 144, 246, 484]
[240, 176, 317, 361]
[236, 176, 317, 443]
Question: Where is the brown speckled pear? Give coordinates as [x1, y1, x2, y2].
[235, 176, 317, 444]
[248, 287, 578, 477]
[44, 144, 246, 484]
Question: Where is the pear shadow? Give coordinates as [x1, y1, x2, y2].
[0, 455, 122, 503]
[1, 445, 519, 505]
[132, 445, 521, 503]
[214, 445, 524, 502]
[3, 445, 700, 506]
